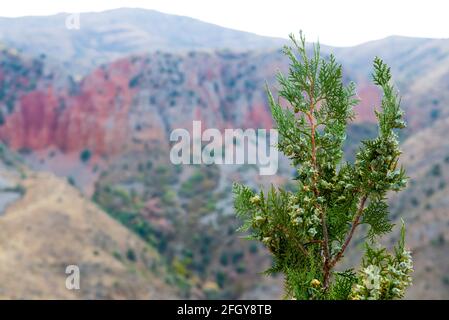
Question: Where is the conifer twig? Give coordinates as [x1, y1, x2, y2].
[330, 194, 368, 268]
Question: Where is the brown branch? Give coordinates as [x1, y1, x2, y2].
[306, 81, 331, 290]
[305, 239, 324, 245]
[329, 194, 368, 268]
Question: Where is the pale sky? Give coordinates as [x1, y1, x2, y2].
[0, 0, 448, 46]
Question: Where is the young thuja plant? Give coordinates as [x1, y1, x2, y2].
[233, 32, 413, 300]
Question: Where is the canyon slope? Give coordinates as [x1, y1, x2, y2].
[0, 145, 177, 299]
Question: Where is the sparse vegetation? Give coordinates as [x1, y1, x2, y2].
[80, 149, 92, 163]
[126, 248, 137, 262]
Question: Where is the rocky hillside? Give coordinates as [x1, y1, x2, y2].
[0, 48, 290, 298]
[334, 36, 449, 133]
[0, 144, 178, 299]
[387, 116, 449, 299]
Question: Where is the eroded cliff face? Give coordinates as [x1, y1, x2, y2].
[0, 47, 384, 221]
[0, 49, 380, 161]
[0, 54, 138, 156]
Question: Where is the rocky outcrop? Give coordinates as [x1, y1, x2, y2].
[0, 48, 382, 160]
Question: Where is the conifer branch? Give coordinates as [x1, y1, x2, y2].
[233, 32, 412, 300]
[330, 194, 368, 268]
[273, 224, 309, 256]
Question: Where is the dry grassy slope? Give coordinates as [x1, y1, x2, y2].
[386, 116, 449, 299]
[0, 169, 177, 299]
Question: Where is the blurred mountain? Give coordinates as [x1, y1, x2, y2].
[0, 8, 286, 73]
[334, 36, 449, 133]
[387, 116, 449, 299]
[1, 8, 447, 133]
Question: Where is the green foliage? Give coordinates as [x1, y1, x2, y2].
[129, 74, 142, 88]
[67, 176, 76, 186]
[126, 248, 137, 262]
[80, 148, 92, 163]
[216, 271, 227, 288]
[1, 184, 26, 195]
[351, 222, 413, 299]
[233, 32, 412, 300]
[430, 163, 441, 177]
[328, 270, 358, 300]
[362, 200, 394, 241]
[92, 186, 162, 249]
